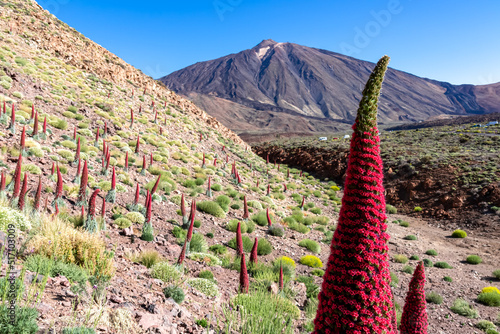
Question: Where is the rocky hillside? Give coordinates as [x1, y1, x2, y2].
[0, 2, 498, 334]
[161, 39, 500, 139]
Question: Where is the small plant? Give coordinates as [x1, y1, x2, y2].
[386, 204, 397, 214]
[187, 278, 219, 297]
[137, 249, 162, 268]
[311, 269, 325, 277]
[426, 292, 443, 304]
[393, 254, 409, 264]
[399, 221, 409, 227]
[150, 262, 182, 284]
[299, 255, 323, 268]
[425, 249, 437, 256]
[404, 235, 417, 240]
[423, 259, 433, 267]
[390, 272, 399, 288]
[62, 328, 96, 334]
[196, 201, 226, 218]
[209, 244, 227, 255]
[434, 262, 453, 269]
[401, 265, 414, 274]
[409, 255, 420, 260]
[451, 229, 467, 238]
[477, 291, 500, 307]
[195, 319, 209, 328]
[268, 224, 285, 237]
[493, 270, 500, 280]
[163, 285, 185, 304]
[298, 239, 321, 254]
[466, 255, 483, 265]
[443, 276, 453, 282]
[198, 270, 214, 280]
[476, 320, 498, 332]
[413, 206, 422, 212]
[450, 299, 479, 318]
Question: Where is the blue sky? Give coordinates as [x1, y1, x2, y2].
[39, 0, 500, 85]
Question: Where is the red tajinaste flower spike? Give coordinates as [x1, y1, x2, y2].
[226, 155, 228, 164]
[95, 128, 100, 144]
[239, 253, 249, 294]
[141, 155, 146, 175]
[102, 140, 106, 155]
[199, 133, 202, 142]
[104, 122, 107, 137]
[313, 56, 394, 334]
[76, 160, 88, 206]
[18, 173, 28, 210]
[20, 126, 26, 151]
[151, 174, 161, 195]
[88, 189, 100, 218]
[105, 153, 111, 170]
[150, 152, 153, 165]
[111, 166, 116, 190]
[73, 127, 76, 140]
[55, 165, 63, 200]
[202, 153, 206, 167]
[130, 108, 134, 127]
[33, 175, 42, 210]
[101, 198, 106, 219]
[145, 193, 152, 223]
[242, 196, 249, 220]
[180, 193, 186, 216]
[139, 105, 142, 113]
[256, 179, 259, 187]
[213, 158, 217, 167]
[135, 135, 140, 154]
[301, 196, 305, 210]
[277, 163, 280, 171]
[164, 101, 167, 108]
[154, 109, 158, 123]
[279, 264, 284, 291]
[43, 116, 47, 134]
[400, 261, 428, 334]
[287, 169, 290, 178]
[237, 174, 241, 185]
[143, 88, 146, 95]
[266, 208, 272, 226]
[3, 101, 5, 114]
[54, 202, 59, 216]
[11, 153, 23, 198]
[236, 221, 244, 257]
[134, 183, 140, 205]
[283, 183, 287, 192]
[144, 190, 150, 210]
[177, 239, 187, 265]
[81, 205, 85, 220]
[250, 238, 258, 264]
[299, 170, 303, 177]
[160, 127, 163, 135]
[75, 137, 80, 162]
[152, 101, 155, 108]
[0, 172, 5, 192]
[222, 145, 225, 152]
[266, 184, 270, 196]
[124, 151, 129, 171]
[32, 111, 39, 136]
[51, 162, 55, 175]
[186, 202, 196, 244]
[9, 103, 15, 133]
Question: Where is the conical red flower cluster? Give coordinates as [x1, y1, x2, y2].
[236, 221, 244, 257]
[11, 153, 23, 198]
[18, 173, 28, 210]
[250, 238, 258, 264]
[240, 253, 249, 293]
[76, 160, 88, 206]
[400, 262, 428, 334]
[33, 175, 42, 210]
[313, 56, 395, 334]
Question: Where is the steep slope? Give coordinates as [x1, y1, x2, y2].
[161, 39, 500, 138]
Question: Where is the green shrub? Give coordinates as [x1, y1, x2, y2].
[187, 252, 221, 266]
[197, 201, 226, 218]
[425, 249, 438, 256]
[399, 221, 409, 227]
[0, 206, 32, 235]
[404, 235, 417, 240]
[0, 305, 38, 334]
[163, 285, 185, 304]
[113, 217, 132, 229]
[423, 259, 433, 267]
[393, 254, 408, 264]
[251, 210, 275, 226]
[195, 319, 208, 328]
[150, 262, 182, 284]
[28, 146, 44, 158]
[189, 234, 208, 253]
[225, 220, 248, 233]
[257, 238, 273, 255]
[211, 184, 222, 191]
[477, 292, 500, 307]
[390, 272, 399, 288]
[309, 207, 322, 215]
[414, 206, 422, 212]
[402, 265, 414, 274]
[125, 212, 145, 224]
[426, 292, 443, 304]
[198, 270, 214, 280]
[466, 255, 482, 265]
[434, 262, 453, 269]
[298, 239, 321, 254]
[311, 269, 324, 277]
[450, 299, 479, 318]
[409, 255, 420, 260]
[299, 255, 323, 268]
[386, 204, 397, 214]
[187, 278, 219, 297]
[443, 276, 453, 282]
[452, 229, 467, 238]
[228, 235, 254, 253]
[137, 250, 162, 268]
[476, 320, 497, 332]
[209, 244, 227, 255]
[493, 270, 500, 280]
[268, 224, 285, 237]
[24, 254, 87, 285]
[216, 195, 231, 211]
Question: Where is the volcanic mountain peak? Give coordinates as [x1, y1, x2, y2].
[161, 41, 500, 141]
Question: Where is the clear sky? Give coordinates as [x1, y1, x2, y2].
[39, 0, 500, 85]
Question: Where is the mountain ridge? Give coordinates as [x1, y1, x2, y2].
[160, 39, 500, 138]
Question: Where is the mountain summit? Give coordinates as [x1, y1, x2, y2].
[160, 40, 500, 138]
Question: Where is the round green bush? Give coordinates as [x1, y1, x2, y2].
[150, 262, 182, 284]
[187, 278, 219, 297]
[257, 238, 273, 255]
[404, 235, 417, 240]
[163, 285, 185, 304]
[434, 262, 453, 269]
[443, 276, 453, 282]
[311, 269, 324, 277]
[425, 249, 438, 256]
[386, 204, 397, 214]
[113, 217, 132, 229]
[298, 239, 321, 254]
[299, 255, 323, 268]
[409, 255, 420, 260]
[477, 291, 500, 307]
[268, 224, 285, 237]
[198, 270, 214, 280]
[197, 201, 226, 218]
[451, 229, 467, 238]
[493, 269, 500, 280]
[426, 292, 443, 304]
[423, 259, 433, 267]
[466, 255, 482, 265]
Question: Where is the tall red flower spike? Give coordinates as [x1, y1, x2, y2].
[33, 175, 42, 210]
[256, 179, 259, 187]
[283, 183, 287, 192]
[151, 174, 161, 195]
[111, 166, 116, 190]
[236, 221, 244, 257]
[73, 127, 76, 140]
[181, 193, 186, 216]
[134, 183, 140, 205]
[135, 135, 140, 154]
[88, 189, 100, 218]
[287, 169, 290, 179]
[249, 238, 258, 264]
[130, 108, 134, 127]
[186, 202, 196, 243]
[0, 172, 5, 192]
[43, 116, 47, 134]
[150, 152, 153, 165]
[31, 104, 34, 120]
[54, 202, 59, 216]
[104, 122, 107, 137]
[313, 56, 394, 334]
[75, 137, 81, 163]
[95, 128, 100, 143]
[12, 153, 23, 198]
[400, 261, 428, 334]
[266, 153, 269, 164]
[239, 253, 249, 294]
[55, 165, 63, 200]
[266, 184, 270, 196]
[18, 173, 28, 210]
[299, 170, 303, 177]
[144, 190, 150, 209]
[8, 103, 15, 133]
[266, 208, 272, 226]
[242, 196, 249, 220]
[145, 193, 152, 223]
[32, 112, 39, 136]
[124, 151, 129, 171]
[279, 264, 284, 291]
[177, 239, 187, 265]
[20, 126, 26, 151]
[101, 198, 106, 219]
[214, 158, 217, 167]
[301, 196, 305, 210]
[77, 160, 88, 206]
